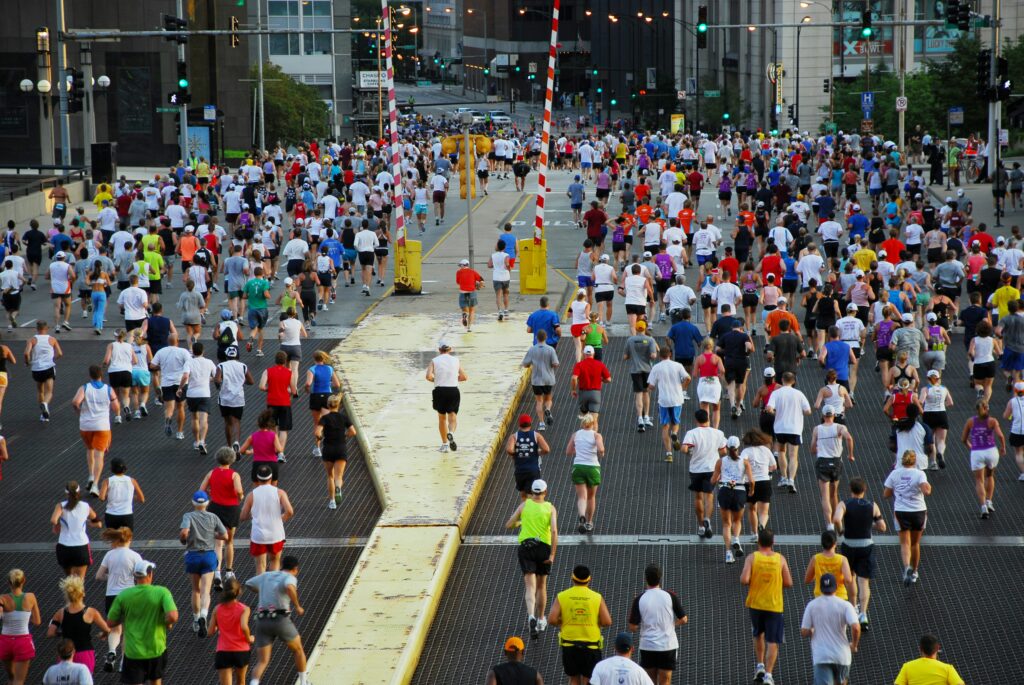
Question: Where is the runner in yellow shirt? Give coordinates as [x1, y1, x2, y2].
[894, 634, 965, 685]
[802, 529, 854, 601]
[740, 528, 794, 685]
[547, 565, 612, 685]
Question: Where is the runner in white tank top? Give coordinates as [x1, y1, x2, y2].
[242, 477, 294, 573]
[27, 322, 62, 423]
[567, 416, 605, 533]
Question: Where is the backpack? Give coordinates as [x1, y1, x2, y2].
[217, 323, 236, 347]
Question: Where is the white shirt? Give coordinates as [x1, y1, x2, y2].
[107, 341, 135, 373]
[151, 345, 191, 387]
[630, 587, 685, 652]
[49, 261, 73, 295]
[184, 356, 216, 398]
[643, 222, 661, 246]
[664, 284, 696, 310]
[279, 318, 304, 346]
[884, 466, 928, 511]
[99, 546, 144, 597]
[801, 595, 858, 666]
[321, 194, 340, 219]
[98, 206, 118, 232]
[490, 252, 510, 281]
[117, 287, 149, 321]
[165, 204, 188, 228]
[430, 175, 448, 193]
[683, 426, 726, 472]
[796, 254, 825, 288]
[742, 445, 777, 481]
[431, 354, 460, 387]
[104, 474, 135, 516]
[250, 485, 286, 544]
[589, 655, 654, 685]
[78, 382, 113, 431]
[623, 274, 648, 306]
[767, 385, 811, 435]
[691, 228, 715, 255]
[593, 263, 616, 292]
[647, 359, 689, 407]
[110, 231, 136, 258]
[817, 220, 843, 242]
[0, 269, 23, 294]
[354, 229, 379, 253]
[282, 238, 309, 261]
[836, 316, 865, 348]
[712, 282, 741, 315]
[665, 191, 687, 218]
[217, 360, 249, 407]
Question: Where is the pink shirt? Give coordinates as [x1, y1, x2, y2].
[252, 430, 277, 462]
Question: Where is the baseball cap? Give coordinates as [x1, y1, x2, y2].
[852, 203, 861, 211]
[819, 572, 838, 594]
[599, 254, 610, 262]
[221, 309, 232, 320]
[504, 636, 525, 652]
[997, 236, 1006, 244]
[854, 269, 865, 277]
[192, 490, 210, 504]
[927, 370, 941, 378]
[822, 405, 836, 416]
[945, 196, 953, 203]
[613, 632, 633, 651]
[55, 251, 66, 260]
[438, 340, 452, 351]
[643, 251, 653, 258]
[133, 560, 156, 577]
[184, 225, 195, 233]
[957, 188, 965, 197]
[530, 479, 548, 494]
[764, 367, 776, 377]
[778, 296, 787, 304]
[577, 288, 587, 296]
[583, 345, 596, 356]
[847, 303, 858, 311]
[635, 320, 647, 331]
[518, 414, 533, 426]
[726, 435, 741, 448]
[878, 249, 887, 257]
[459, 258, 470, 266]
[926, 312, 937, 322]
[1014, 381, 1024, 392]
[901, 312, 914, 323]
[284, 277, 293, 285]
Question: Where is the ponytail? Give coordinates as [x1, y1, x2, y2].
[64, 481, 81, 510]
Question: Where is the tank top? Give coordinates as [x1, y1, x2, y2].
[824, 342, 850, 380]
[105, 474, 135, 516]
[210, 467, 239, 506]
[146, 316, 170, 351]
[741, 272, 759, 294]
[431, 354, 460, 387]
[973, 336, 994, 363]
[79, 382, 112, 431]
[576, 251, 594, 277]
[59, 501, 90, 547]
[107, 341, 135, 373]
[891, 364, 912, 387]
[132, 344, 149, 371]
[572, 430, 599, 467]
[814, 422, 843, 459]
[887, 289, 904, 313]
[922, 385, 948, 413]
[252, 430, 277, 462]
[969, 416, 996, 450]
[518, 498, 553, 545]
[841, 497, 875, 545]
[654, 253, 674, 280]
[719, 456, 747, 484]
[1, 594, 30, 635]
[30, 334, 55, 371]
[309, 364, 333, 394]
[891, 391, 913, 421]
[513, 430, 541, 474]
[758, 382, 779, 409]
[698, 352, 718, 378]
[215, 601, 251, 652]
[875, 320, 896, 349]
[812, 553, 849, 600]
[570, 300, 589, 325]
[745, 551, 783, 612]
[822, 383, 845, 416]
[492, 662, 539, 685]
[584, 324, 604, 349]
[280, 290, 298, 313]
[265, 366, 292, 407]
[249, 485, 286, 544]
[1010, 395, 1024, 434]
[927, 325, 946, 351]
[555, 585, 604, 647]
[61, 607, 93, 651]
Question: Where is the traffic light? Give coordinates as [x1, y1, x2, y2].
[162, 14, 188, 44]
[996, 56, 1011, 101]
[860, 11, 873, 39]
[527, 74, 536, 80]
[596, 85, 603, 94]
[638, 89, 647, 96]
[823, 78, 830, 93]
[696, 6, 708, 49]
[946, 0, 960, 28]
[956, 1, 971, 31]
[65, 67, 83, 113]
[175, 60, 191, 104]
[610, 91, 617, 106]
[787, 104, 795, 122]
[976, 49, 992, 100]
[230, 16, 240, 48]
[483, 67, 490, 75]
[722, 112, 730, 121]
[514, 65, 521, 72]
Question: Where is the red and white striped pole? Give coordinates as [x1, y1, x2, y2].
[381, 3, 407, 247]
[532, 0, 559, 245]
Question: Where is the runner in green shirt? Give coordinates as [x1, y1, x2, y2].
[243, 267, 272, 357]
[107, 560, 178, 683]
[506, 479, 558, 640]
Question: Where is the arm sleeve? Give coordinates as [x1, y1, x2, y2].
[669, 590, 686, 619]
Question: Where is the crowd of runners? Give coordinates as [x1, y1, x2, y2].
[0, 120, 1012, 684]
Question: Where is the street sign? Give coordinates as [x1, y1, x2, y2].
[528, 62, 537, 74]
[686, 77, 697, 95]
[1000, 128, 1009, 145]
[861, 92, 874, 109]
[774, 63, 784, 107]
[895, 96, 908, 112]
[646, 67, 656, 89]
[677, 90, 687, 101]
[861, 119, 874, 133]
[155, 106, 177, 113]
[358, 71, 382, 89]
[203, 104, 216, 121]
[948, 106, 964, 125]
[703, 89, 721, 98]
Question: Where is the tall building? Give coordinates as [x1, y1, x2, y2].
[249, 0, 354, 140]
[0, 0, 252, 167]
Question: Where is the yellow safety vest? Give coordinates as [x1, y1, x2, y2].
[745, 551, 784, 613]
[812, 552, 848, 601]
[556, 584, 604, 648]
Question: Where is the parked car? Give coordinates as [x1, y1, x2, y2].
[488, 110, 513, 125]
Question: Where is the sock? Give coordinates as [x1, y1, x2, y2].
[250, 679, 260, 685]
[298, 673, 309, 685]
[107, 632, 121, 652]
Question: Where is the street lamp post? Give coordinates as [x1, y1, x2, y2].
[34, 26, 54, 166]
[795, 15, 811, 130]
[466, 7, 488, 97]
[460, 111, 476, 267]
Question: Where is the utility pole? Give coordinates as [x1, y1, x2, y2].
[55, 0, 71, 167]
[176, 0, 189, 161]
[897, 0, 906, 155]
[462, 113, 476, 267]
[990, 0, 1002, 225]
[255, 0, 265, 152]
[81, 44, 94, 169]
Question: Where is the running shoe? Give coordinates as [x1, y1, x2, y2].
[986, 499, 995, 512]
[62, 321, 72, 331]
[193, 441, 201, 452]
[277, 452, 287, 463]
[637, 422, 645, 433]
[903, 567, 913, 587]
[725, 550, 735, 564]
[703, 519, 713, 539]
[232, 441, 241, 456]
[154, 397, 163, 406]
[577, 515, 587, 533]
[223, 569, 236, 584]
[697, 525, 706, 538]
[788, 482, 798, 494]
[537, 618, 547, 632]
[732, 541, 744, 557]
[859, 613, 869, 631]
[536, 422, 546, 431]
[461, 312, 468, 327]
[910, 570, 919, 584]
[498, 312, 503, 322]
[438, 444, 449, 453]
[140, 405, 149, 417]
[980, 504, 989, 519]
[90, 483, 100, 497]
[644, 415, 654, 427]
[199, 442, 208, 455]
[123, 406, 132, 422]
[529, 616, 539, 640]
[213, 573, 223, 592]
[664, 452, 673, 463]
[777, 477, 789, 489]
[762, 674, 775, 685]
[312, 446, 323, 457]
[671, 433, 681, 451]
[753, 663, 766, 683]
[41, 402, 50, 420]
[132, 409, 142, 420]
[584, 521, 594, 533]
[328, 499, 338, 510]
[544, 409, 553, 424]
[447, 432, 457, 451]
[192, 616, 200, 634]
[113, 414, 122, 424]
[103, 651, 117, 672]
[164, 419, 173, 436]
[335, 486, 342, 505]
[175, 431, 184, 440]
[197, 616, 208, 638]
[86, 479, 94, 492]
[255, 349, 264, 357]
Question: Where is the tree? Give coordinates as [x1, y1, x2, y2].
[252, 62, 330, 147]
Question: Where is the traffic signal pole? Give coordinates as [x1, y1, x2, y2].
[990, 0, 1002, 225]
[177, 0, 189, 162]
[55, 0, 71, 167]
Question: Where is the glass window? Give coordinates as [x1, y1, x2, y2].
[302, 0, 332, 17]
[269, 35, 289, 54]
[268, 0, 296, 17]
[303, 33, 333, 54]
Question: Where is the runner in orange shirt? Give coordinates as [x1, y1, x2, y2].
[455, 259, 484, 332]
[677, 201, 696, 236]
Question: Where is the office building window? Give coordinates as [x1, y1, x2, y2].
[268, 0, 333, 55]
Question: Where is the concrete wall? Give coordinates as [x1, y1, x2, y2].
[0, 180, 86, 225]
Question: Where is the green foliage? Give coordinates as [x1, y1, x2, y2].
[827, 35, 1024, 140]
[252, 62, 330, 146]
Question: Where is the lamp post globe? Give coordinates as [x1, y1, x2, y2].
[37, 79, 51, 94]
[19, 79, 34, 93]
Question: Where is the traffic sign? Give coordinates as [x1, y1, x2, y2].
[203, 104, 216, 121]
[528, 62, 537, 74]
[948, 106, 964, 125]
[703, 89, 721, 98]
[861, 119, 873, 133]
[686, 77, 697, 95]
[895, 96, 908, 112]
[155, 106, 177, 113]
[861, 91, 874, 108]
[677, 90, 687, 101]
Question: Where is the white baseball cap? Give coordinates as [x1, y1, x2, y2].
[583, 345, 595, 355]
[530, 479, 548, 494]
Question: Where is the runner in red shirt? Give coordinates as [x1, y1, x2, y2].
[677, 204, 696, 235]
[571, 346, 612, 431]
[455, 259, 484, 332]
[260, 351, 297, 460]
[971, 227, 995, 254]
[634, 179, 651, 205]
[687, 170, 704, 210]
[759, 249, 783, 283]
[636, 203, 654, 226]
[880, 233, 905, 265]
[718, 248, 740, 283]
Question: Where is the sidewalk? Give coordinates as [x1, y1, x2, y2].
[306, 192, 573, 684]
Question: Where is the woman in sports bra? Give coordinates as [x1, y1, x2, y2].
[927, 293, 955, 330]
[0, 568, 40, 685]
[886, 350, 920, 394]
[968, 319, 1000, 403]
[695, 339, 725, 428]
[46, 574, 111, 674]
[739, 262, 761, 334]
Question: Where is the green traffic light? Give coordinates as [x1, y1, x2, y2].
[722, 112, 730, 120]
[596, 86, 603, 93]
[697, 22, 708, 33]
[483, 68, 490, 75]
[610, 98, 618, 105]
[592, 69, 598, 76]
[178, 78, 189, 88]
[861, 27, 873, 38]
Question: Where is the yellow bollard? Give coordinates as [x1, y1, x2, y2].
[517, 238, 547, 294]
[393, 239, 423, 294]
